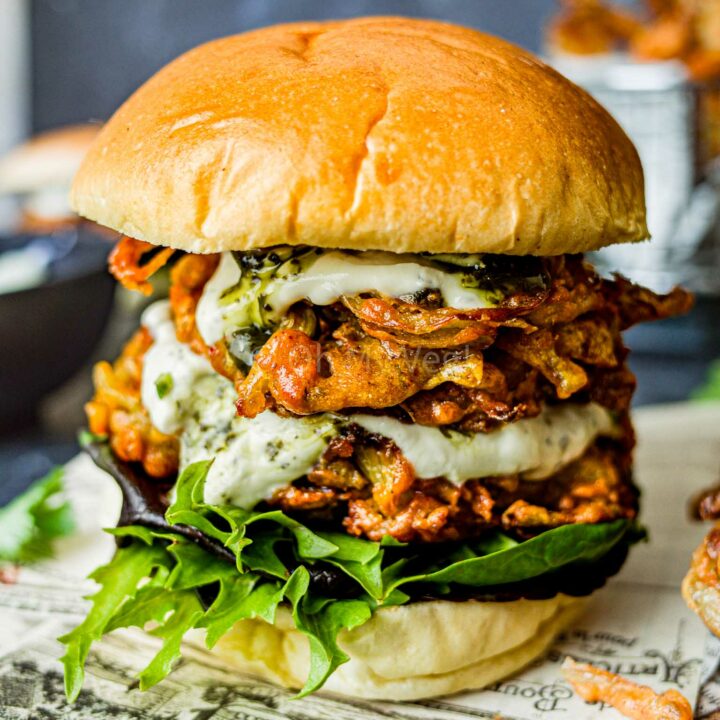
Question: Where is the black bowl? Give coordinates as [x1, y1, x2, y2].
[0, 226, 115, 432]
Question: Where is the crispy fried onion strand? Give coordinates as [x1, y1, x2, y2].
[169, 253, 221, 355]
[340, 295, 531, 348]
[109, 236, 175, 295]
[496, 328, 588, 400]
[609, 275, 694, 329]
[562, 658, 692, 720]
[401, 363, 540, 428]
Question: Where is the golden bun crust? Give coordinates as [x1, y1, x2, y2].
[71, 17, 647, 256]
[0, 124, 101, 193]
[201, 594, 587, 700]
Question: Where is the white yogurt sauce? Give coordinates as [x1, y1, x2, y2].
[196, 250, 498, 345]
[351, 403, 614, 484]
[181, 376, 336, 508]
[194, 253, 241, 346]
[268, 251, 496, 315]
[140, 300, 216, 435]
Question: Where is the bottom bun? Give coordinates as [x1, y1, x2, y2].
[204, 594, 587, 700]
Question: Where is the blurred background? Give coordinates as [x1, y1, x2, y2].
[2, 0, 720, 503]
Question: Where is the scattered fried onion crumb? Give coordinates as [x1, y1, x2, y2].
[562, 657, 692, 720]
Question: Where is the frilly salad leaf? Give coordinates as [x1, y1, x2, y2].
[60, 459, 639, 700]
[0, 468, 75, 565]
[59, 541, 170, 700]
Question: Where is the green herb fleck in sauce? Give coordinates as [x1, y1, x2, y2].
[155, 373, 174, 399]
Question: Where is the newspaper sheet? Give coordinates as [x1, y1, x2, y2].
[2, 402, 720, 719]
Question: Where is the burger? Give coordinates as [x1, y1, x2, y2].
[60, 17, 692, 701]
[0, 124, 100, 232]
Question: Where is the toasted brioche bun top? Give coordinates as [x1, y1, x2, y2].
[71, 17, 647, 256]
[0, 124, 100, 194]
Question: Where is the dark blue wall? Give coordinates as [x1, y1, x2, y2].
[31, 0, 557, 131]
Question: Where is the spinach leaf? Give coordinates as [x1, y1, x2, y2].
[385, 520, 630, 596]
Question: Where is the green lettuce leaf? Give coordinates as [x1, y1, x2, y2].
[138, 590, 204, 690]
[200, 574, 268, 646]
[0, 468, 75, 565]
[59, 541, 170, 701]
[282, 566, 372, 696]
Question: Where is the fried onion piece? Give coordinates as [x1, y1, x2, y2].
[403, 386, 516, 428]
[501, 446, 635, 533]
[547, 0, 642, 56]
[355, 439, 415, 516]
[502, 498, 627, 531]
[85, 329, 179, 478]
[109, 236, 174, 295]
[340, 285, 547, 349]
[686, 49, 720, 81]
[169, 253, 220, 351]
[401, 391, 467, 426]
[607, 275, 694, 329]
[631, 12, 693, 61]
[692, 484, 720, 520]
[235, 326, 487, 417]
[345, 494, 458, 543]
[270, 485, 342, 512]
[343, 478, 497, 543]
[341, 295, 501, 348]
[421, 355, 485, 391]
[562, 657, 692, 720]
[587, 365, 637, 413]
[525, 260, 605, 327]
[555, 317, 618, 368]
[402, 363, 535, 429]
[306, 434, 368, 491]
[683, 525, 720, 638]
[271, 426, 635, 543]
[497, 328, 589, 399]
[307, 459, 368, 491]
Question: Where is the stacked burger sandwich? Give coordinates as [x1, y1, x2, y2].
[62, 17, 692, 701]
